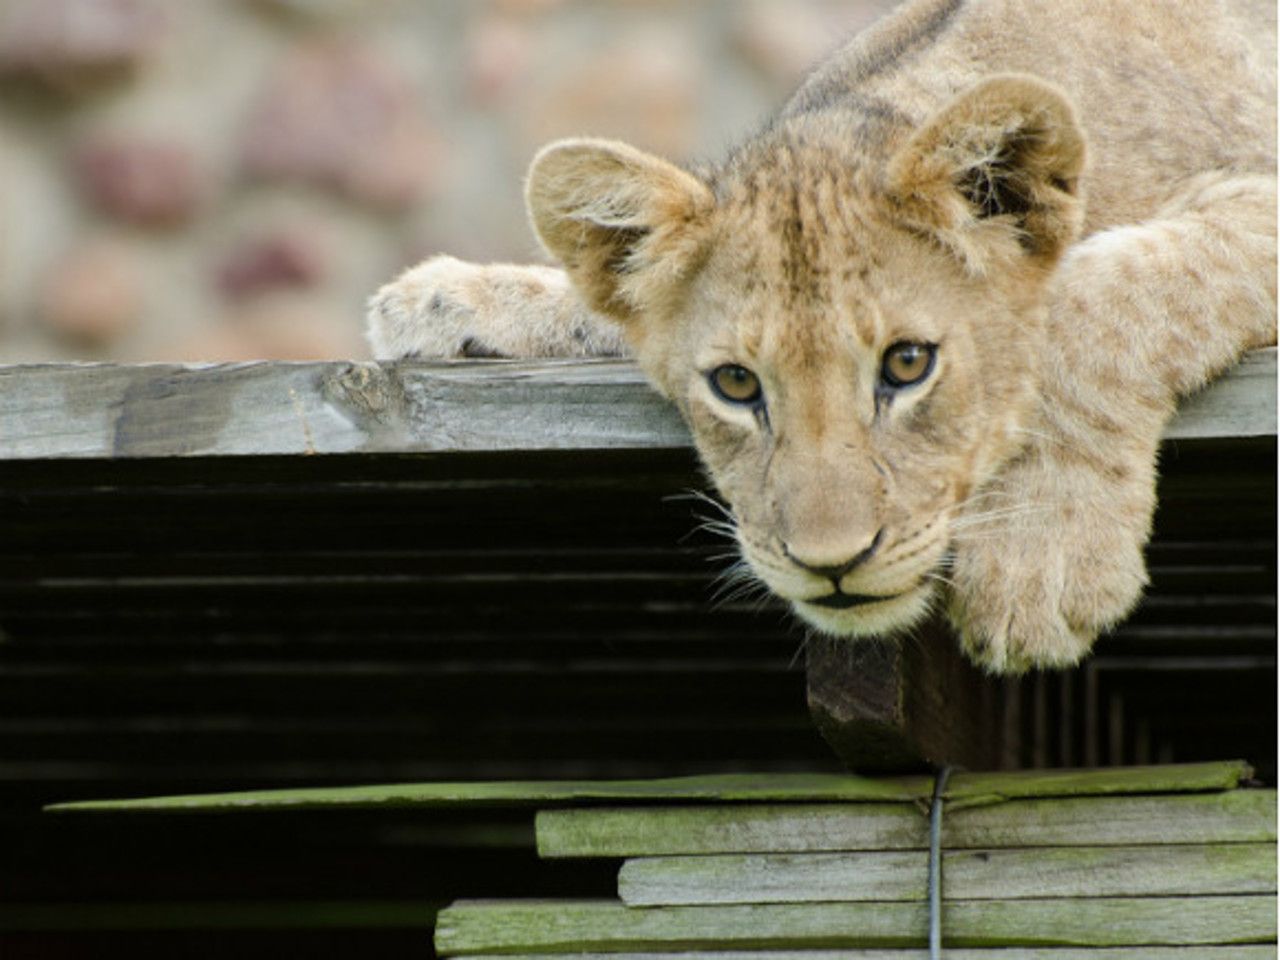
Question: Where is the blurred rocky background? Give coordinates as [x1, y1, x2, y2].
[0, 0, 897, 362]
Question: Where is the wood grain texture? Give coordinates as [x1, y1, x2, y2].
[434, 895, 1277, 953]
[537, 803, 929, 859]
[0, 360, 687, 459]
[0, 348, 1272, 460]
[806, 625, 1000, 772]
[536, 789, 1276, 858]
[618, 843, 1278, 905]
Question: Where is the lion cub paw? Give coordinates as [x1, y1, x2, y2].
[366, 254, 626, 360]
[948, 540, 1095, 675]
[947, 458, 1152, 674]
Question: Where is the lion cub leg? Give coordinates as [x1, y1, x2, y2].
[366, 255, 627, 360]
[951, 172, 1276, 673]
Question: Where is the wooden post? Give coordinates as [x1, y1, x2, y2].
[806, 621, 1005, 773]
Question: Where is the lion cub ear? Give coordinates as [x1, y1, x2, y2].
[526, 138, 715, 323]
[886, 74, 1086, 270]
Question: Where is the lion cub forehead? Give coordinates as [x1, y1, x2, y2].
[701, 207, 894, 365]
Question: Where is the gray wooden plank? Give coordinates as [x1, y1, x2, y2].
[0, 360, 687, 459]
[618, 842, 1278, 906]
[0, 348, 1272, 459]
[536, 789, 1276, 858]
[1164, 348, 1277, 439]
[433, 895, 1277, 953]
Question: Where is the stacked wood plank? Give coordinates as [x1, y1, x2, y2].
[433, 762, 1277, 956]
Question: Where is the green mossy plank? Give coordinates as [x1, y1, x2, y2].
[618, 842, 1278, 906]
[538, 804, 927, 859]
[45, 762, 1248, 815]
[944, 761, 1254, 810]
[537, 790, 1275, 858]
[0, 900, 439, 932]
[437, 899, 926, 954]
[621, 850, 930, 905]
[434, 895, 1276, 953]
[45, 773, 927, 814]
[456, 951, 1278, 960]
[947, 788, 1276, 850]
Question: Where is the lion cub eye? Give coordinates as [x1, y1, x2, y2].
[709, 364, 763, 405]
[881, 342, 937, 388]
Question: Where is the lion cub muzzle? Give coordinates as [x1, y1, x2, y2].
[783, 527, 884, 585]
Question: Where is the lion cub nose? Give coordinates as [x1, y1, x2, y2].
[783, 529, 884, 582]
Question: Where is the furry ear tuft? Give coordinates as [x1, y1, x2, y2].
[886, 74, 1087, 271]
[525, 138, 715, 323]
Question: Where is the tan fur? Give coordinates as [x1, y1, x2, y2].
[367, 0, 1276, 673]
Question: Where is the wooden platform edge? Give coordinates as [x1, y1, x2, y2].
[0, 348, 1273, 460]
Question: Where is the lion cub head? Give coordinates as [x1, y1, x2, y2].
[526, 75, 1086, 638]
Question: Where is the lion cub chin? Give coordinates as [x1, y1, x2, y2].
[367, 0, 1276, 674]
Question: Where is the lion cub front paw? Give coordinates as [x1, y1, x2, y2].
[948, 537, 1096, 675]
[366, 255, 504, 360]
[366, 255, 626, 361]
[947, 458, 1152, 674]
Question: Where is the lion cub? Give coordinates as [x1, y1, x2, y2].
[368, 0, 1276, 673]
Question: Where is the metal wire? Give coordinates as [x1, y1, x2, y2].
[928, 765, 953, 960]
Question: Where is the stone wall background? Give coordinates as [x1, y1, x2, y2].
[0, 0, 897, 363]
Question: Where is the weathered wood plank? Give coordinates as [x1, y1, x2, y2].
[537, 803, 927, 859]
[457, 951, 1276, 960]
[0, 360, 687, 459]
[1164, 348, 1277, 439]
[536, 789, 1276, 858]
[46, 772, 927, 814]
[618, 843, 1277, 906]
[457, 953, 1280, 960]
[0, 348, 1272, 460]
[47, 762, 1250, 814]
[943, 760, 1253, 808]
[433, 895, 1277, 953]
[948, 788, 1277, 850]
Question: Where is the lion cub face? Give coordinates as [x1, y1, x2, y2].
[528, 75, 1085, 638]
[674, 212, 1042, 636]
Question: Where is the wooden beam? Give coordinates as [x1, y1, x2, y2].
[0, 348, 1272, 460]
[806, 625, 1001, 772]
